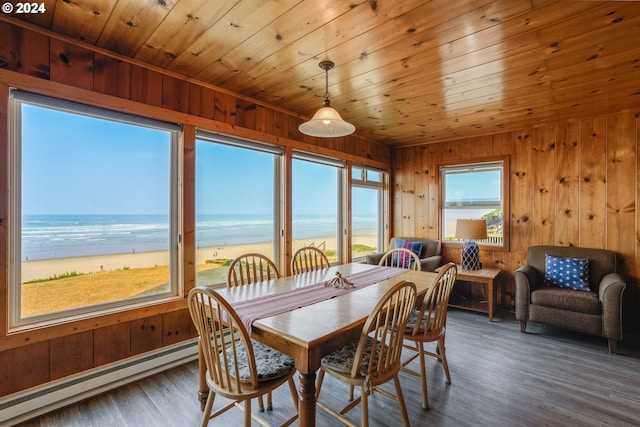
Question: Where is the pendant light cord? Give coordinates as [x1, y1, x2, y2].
[323, 65, 331, 106]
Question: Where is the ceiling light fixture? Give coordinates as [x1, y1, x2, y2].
[298, 60, 355, 138]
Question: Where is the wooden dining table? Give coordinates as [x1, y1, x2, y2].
[198, 262, 438, 427]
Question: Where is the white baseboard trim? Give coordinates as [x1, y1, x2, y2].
[0, 338, 198, 426]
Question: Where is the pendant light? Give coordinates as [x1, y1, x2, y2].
[298, 60, 356, 138]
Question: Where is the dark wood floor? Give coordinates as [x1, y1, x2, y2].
[17, 309, 640, 427]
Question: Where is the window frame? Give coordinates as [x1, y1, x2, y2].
[438, 156, 510, 252]
[351, 165, 386, 260]
[8, 89, 183, 331]
[291, 151, 345, 265]
[194, 130, 284, 286]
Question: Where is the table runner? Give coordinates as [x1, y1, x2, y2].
[232, 265, 408, 333]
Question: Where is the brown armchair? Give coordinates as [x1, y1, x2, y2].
[365, 237, 443, 272]
[515, 246, 626, 353]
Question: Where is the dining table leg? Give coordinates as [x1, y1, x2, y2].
[298, 371, 317, 426]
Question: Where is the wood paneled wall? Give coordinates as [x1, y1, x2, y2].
[392, 113, 640, 332]
[0, 21, 390, 397]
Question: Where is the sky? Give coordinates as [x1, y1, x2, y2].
[22, 103, 357, 217]
[21, 102, 498, 218]
[195, 143, 373, 217]
[445, 171, 501, 203]
[22, 105, 171, 215]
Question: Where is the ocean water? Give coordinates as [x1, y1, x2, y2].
[22, 214, 377, 261]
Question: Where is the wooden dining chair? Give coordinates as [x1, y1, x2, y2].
[188, 287, 299, 427]
[378, 247, 421, 271]
[315, 280, 417, 427]
[226, 252, 280, 411]
[290, 246, 330, 275]
[401, 262, 457, 409]
[227, 253, 280, 287]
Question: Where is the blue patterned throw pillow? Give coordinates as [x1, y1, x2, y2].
[393, 239, 423, 268]
[544, 255, 590, 291]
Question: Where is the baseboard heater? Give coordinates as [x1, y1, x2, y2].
[0, 338, 199, 426]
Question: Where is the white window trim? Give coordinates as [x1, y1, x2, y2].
[439, 159, 507, 248]
[8, 89, 183, 331]
[352, 165, 386, 259]
[196, 129, 284, 155]
[194, 131, 283, 277]
[291, 152, 345, 264]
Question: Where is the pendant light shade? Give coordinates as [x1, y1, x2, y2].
[299, 60, 355, 138]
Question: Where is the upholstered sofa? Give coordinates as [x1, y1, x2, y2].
[365, 237, 443, 272]
[515, 246, 626, 353]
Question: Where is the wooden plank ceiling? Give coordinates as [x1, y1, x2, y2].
[5, 0, 640, 146]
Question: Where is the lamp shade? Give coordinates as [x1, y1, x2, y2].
[455, 219, 487, 241]
[298, 106, 356, 138]
[298, 59, 356, 138]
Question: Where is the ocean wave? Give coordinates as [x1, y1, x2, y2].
[21, 214, 376, 260]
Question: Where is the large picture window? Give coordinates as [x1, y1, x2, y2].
[440, 159, 508, 248]
[195, 132, 282, 286]
[292, 152, 343, 264]
[9, 90, 181, 329]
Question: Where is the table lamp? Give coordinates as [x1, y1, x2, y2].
[455, 219, 487, 270]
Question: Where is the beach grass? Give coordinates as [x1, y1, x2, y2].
[21, 263, 226, 316]
[352, 243, 375, 252]
[20, 243, 378, 316]
[23, 271, 84, 284]
[21, 266, 172, 316]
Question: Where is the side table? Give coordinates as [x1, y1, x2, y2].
[437, 264, 501, 321]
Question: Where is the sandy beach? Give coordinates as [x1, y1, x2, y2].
[21, 231, 378, 282]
